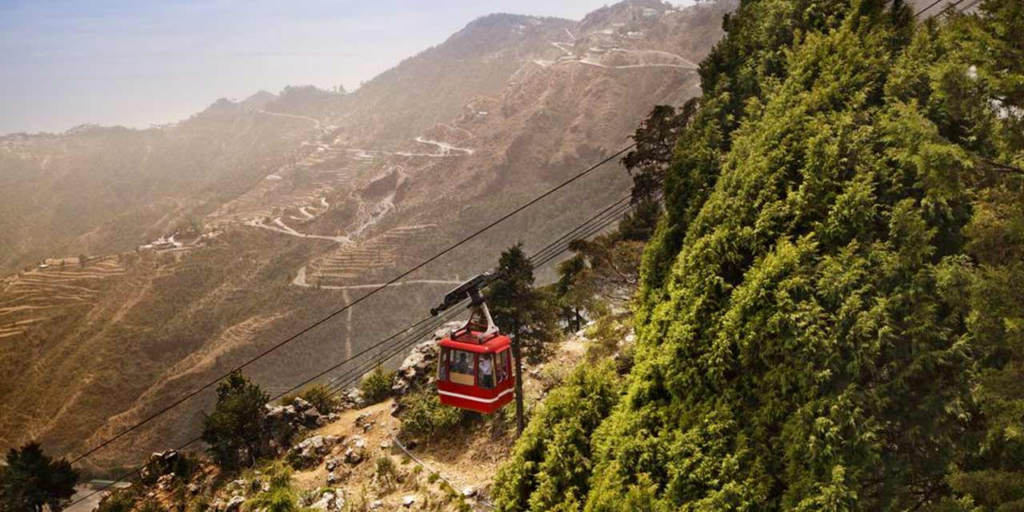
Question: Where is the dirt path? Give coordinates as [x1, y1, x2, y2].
[256, 109, 322, 130]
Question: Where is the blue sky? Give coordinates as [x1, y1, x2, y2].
[0, 1, 689, 134]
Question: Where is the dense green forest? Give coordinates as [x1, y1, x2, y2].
[494, 0, 1024, 509]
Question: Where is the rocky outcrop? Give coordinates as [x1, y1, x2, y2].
[139, 450, 181, 483]
[287, 434, 343, 469]
[266, 397, 332, 454]
[392, 324, 456, 398]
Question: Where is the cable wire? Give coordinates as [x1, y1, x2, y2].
[66, 143, 635, 466]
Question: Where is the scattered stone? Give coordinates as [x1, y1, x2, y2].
[224, 495, 245, 512]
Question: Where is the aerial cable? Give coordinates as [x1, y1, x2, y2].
[65, 143, 636, 466]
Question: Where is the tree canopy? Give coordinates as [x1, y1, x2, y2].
[494, 0, 1024, 509]
[201, 371, 270, 470]
[0, 442, 79, 512]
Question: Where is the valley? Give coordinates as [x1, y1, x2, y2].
[0, 0, 733, 473]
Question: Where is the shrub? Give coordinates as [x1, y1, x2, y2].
[583, 313, 631, 363]
[96, 491, 136, 512]
[375, 456, 398, 490]
[297, 384, 340, 415]
[246, 462, 300, 512]
[360, 366, 395, 405]
[138, 502, 167, 512]
[398, 388, 465, 441]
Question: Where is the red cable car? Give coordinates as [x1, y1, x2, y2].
[431, 274, 515, 414]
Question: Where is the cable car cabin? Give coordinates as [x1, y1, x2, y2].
[437, 328, 514, 414]
[432, 273, 515, 414]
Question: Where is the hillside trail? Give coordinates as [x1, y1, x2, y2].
[256, 109, 322, 129]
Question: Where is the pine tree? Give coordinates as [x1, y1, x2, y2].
[0, 442, 79, 512]
[201, 371, 270, 469]
[488, 244, 558, 355]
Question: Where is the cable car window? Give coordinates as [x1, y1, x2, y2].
[449, 349, 476, 386]
[478, 354, 496, 389]
[496, 350, 510, 383]
[438, 348, 450, 382]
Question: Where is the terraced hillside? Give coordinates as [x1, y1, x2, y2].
[0, 258, 126, 341]
[0, 0, 735, 469]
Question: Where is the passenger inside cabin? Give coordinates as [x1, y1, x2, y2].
[453, 352, 472, 375]
[479, 355, 494, 389]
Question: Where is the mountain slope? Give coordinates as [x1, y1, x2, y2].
[0, 0, 733, 471]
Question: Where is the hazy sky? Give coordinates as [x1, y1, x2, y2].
[0, 1, 690, 135]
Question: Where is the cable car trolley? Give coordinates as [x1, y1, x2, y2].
[431, 272, 515, 413]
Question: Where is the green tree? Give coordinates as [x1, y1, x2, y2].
[493, 363, 621, 512]
[553, 255, 599, 333]
[0, 442, 79, 512]
[622, 104, 695, 202]
[201, 371, 269, 470]
[487, 243, 558, 355]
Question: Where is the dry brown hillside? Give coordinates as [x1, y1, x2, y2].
[0, 0, 734, 473]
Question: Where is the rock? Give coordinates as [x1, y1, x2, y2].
[292, 397, 314, 412]
[302, 409, 323, 428]
[392, 340, 439, 396]
[311, 490, 345, 511]
[462, 487, 477, 498]
[139, 450, 180, 482]
[327, 465, 350, 486]
[156, 473, 174, 490]
[188, 482, 200, 495]
[402, 495, 416, 507]
[369, 500, 383, 510]
[337, 389, 362, 410]
[355, 412, 372, 426]
[224, 496, 245, 512]
[325, 456, 341, 472]
[289, 435, 342, 469]
[344, 445, 364, 465]
[379, 440, 393, 450]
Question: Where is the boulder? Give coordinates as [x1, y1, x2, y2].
[392, 340, 440, 397]
[402, 495, 416, 507]
[288, 435, 342, 469]
[344, 436, 367, 465]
